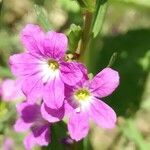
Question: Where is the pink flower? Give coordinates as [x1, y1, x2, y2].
[2, 138, 14, 150]
[40, 63, 88, 123]
[14, 102, 51, 150]
[0, 79, 24, 101]
[9, 24, 83, 109]
[65, 68, 119, 141]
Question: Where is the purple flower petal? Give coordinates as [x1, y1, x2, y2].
[43, 31, 68, 59]
[14, 102, 41, 132]
[89, 98, 117, 128]
[89, 68, 119, 98]
[16, 102, 30, 116]
[68, 111, 89, 141]
[20, 24, 45, 57]
[9, 53, 43, 77]
[24, 126, 50, 150]
[41, 103, 64, 122]
[78, 63, 88, 81]
[22, 74, 43, 103]
[15, 102, 51, 150]
[60, 62, 83, 86]
[43, 77, 64, 109]
[24, 133, 36, 150]
[16, 102, 42, 124]
[31, 124, 50, 146]
[21, 104, 41, 123]
[14, 118, 32, 132]
[64, 100, 74, 116]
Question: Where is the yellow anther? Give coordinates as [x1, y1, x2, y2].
[74, 89, 90, 101]
[48, 59, 59, 71]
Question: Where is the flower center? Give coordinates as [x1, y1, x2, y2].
[48, 59, 59, 71]
[74, 88, 90, 101]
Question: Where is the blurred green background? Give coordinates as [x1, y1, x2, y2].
[0, 0, 150, 149]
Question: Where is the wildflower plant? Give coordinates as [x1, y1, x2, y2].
[8, 1, 120, 149]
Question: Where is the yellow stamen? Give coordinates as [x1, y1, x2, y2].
[74, 88, 90, 101]
[48, 59, 59, 71]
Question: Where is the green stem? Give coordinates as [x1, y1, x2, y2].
[72, 140, 83, 150]
[79, 11, 93, 62]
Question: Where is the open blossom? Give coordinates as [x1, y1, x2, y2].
[40, 63, 88, 123]
[65, 68, 119, 141]
[9, 24, 83, 109]
[14, 102, 51, 150]
[0, 79, 24, 101]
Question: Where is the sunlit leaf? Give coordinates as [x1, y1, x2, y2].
[77, 0, 95, 12]
[92, 0, 108, 38]
[34, 5, 51, 31]
[59, 0, 80, 12]
[67, 24, 82, 52]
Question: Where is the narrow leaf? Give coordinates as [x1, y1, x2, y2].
[77, 0, 87, 8]
[107, 52, 117, 67]
[92, 0, 108, 38]
[77, 0, 95, 12]
[34, 5, 51, 31]
[67, 24, 82, 52]
[59, 0, 80, 12]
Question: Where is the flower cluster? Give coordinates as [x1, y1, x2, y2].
[9, 24, 119, 149]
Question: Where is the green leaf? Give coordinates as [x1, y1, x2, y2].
[59, 0, 80, 13]
[67, 24, 82, 52]
[77, 0, 86, 8]
[107, 52, 118, 67]
[77, 0, 95, 12]
[34, 5, 51, 31]
[92, 0, 108, 38]
[88, 73, 93, 79]
[84, 0, 95, 11]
